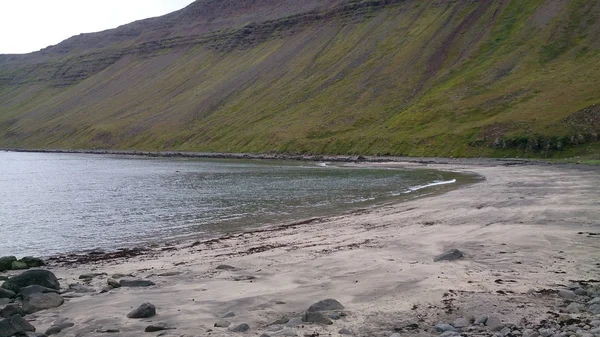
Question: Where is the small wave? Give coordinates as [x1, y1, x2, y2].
[316, 162, 328, 167]
[392, 179, 457, 195]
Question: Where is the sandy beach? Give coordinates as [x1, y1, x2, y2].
[2, 160, 600, 337]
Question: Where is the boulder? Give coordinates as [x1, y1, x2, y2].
[23, 293, 64, 314]
[558, 290, 577, 300]
[0, 257, 17, 272]
[0, 304, 26, 318]
[434, 249, 464, 262]
[0, 314, 36, 337]
[119, 279, 155, 287]
[303, 312, 333, 325]
[453, 317, 470, 328]
[11, 261, 29, 270]
[307, 299, 345, 312]
[1, 270, 60, 293]
[285, 317, 303, 327]
[565, 302, 584, 314]
[19, 285, 60, 298]
[20, 257, 44, 268]
[127, 302, 156, 318]
[0, 288, 15, 299]
[339, 328, 354, 335]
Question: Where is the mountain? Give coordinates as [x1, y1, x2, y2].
[1, 0, 599, 158]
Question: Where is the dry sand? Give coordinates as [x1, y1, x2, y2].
[3, 161, 600, 337]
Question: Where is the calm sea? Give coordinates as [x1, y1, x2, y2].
[0, 152, 467, 257]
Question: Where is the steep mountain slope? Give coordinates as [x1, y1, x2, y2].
[1, 0, 599, 157]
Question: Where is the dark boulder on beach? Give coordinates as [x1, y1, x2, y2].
[0, 314, 36, 337]
[20, 257, 44, 268]
[19, 285, 60, 298]
[307, 298, 345, 312]
[0, 288, 15, 299]
[0, 257, 17, 272]
[0, 304, 26, 318]
[11, 261, 29, 270]
[1, 270, 60, 293]
[23, 293, 64, 314]
[434, 249, 465, 262]
[127, 302, 156, 318]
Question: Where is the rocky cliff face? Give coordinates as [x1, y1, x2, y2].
[1, 0, 599, 157]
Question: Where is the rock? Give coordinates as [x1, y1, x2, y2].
[214, 320, 231, 328]
[270, 316, 289, 325]
[216, 265, 236, 270]
[588, 304, 600, 314]
[453, 317, 471, 328]
[79, 273, 106, 280]
[285, 317, 303, 327]
[500, 327, 512, 336]
[145, 323, 171, 332]
[119, 279, 155, 287]
[0, 288, 15, 299]
[19, 257, 44, 268]
[390, 334, 402, 337]
[0, 257, 17, 272]
[0, 276, 7, 281]
[566, 303, 584, 314]
[574, 289, 588, 296]
[157, 271, 181, 277]
[558, 290, 577, 300]
[107, 279, 121, 288]
[307, 299, 345, 312]
[96, 328, 121, 333]
[19, 285, 60, 298]
[11, 261, 29, 270]
[1, 270, 60, 293]
[0, 304, 25, 318]
[127, 302, 156, 318]
[222, 311, 236, 318]
[523, 329, 539, 337]
[100, 286, 113, 293]
[233, 275, 256, 281]
[540, 329, 554, 337]
[261, 334, 271, 337]
[230, 323, 250, 332]
[23, 293, 64, 314]
[590, 320, 600, 327]
[589, 298, 600, 305]
[434, 249, 464, 262]
[303, 312, 333, 325]
[435, 323, 457, 333]
[339, 328, 353, 335]
[0, 314, 36, 337]
[45, 326, 62, 335]
[474, 315, 488, 325]
[486, 316, 504, 331]
[328, 312, 343, 320]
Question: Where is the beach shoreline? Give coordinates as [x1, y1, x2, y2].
[1, 161, 599, 337]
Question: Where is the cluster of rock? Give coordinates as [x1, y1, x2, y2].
[0, 257, 44, 273]
[416, 281, 600, 337]
[210, 298, 347, 336]
[0, 270, 64, 337]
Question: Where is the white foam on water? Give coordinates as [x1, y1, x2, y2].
[392, 179, 457, 196]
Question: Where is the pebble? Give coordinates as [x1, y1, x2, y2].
[145, 323, 171, 332]
[589, 304, 600, 314]
[285, 317, 303, 327]
[440, 332, 460, 337]
[589, 298, 600, 305]
[272, 328, 298, 336]
[119, 279, 155, 287]
[574, 289, 588, 296]
[559, 290, 577, 300]
[435, 323, 457, 333]
[216, 265, 236, 270]
[233, 275, 256, 281]
[270, 316, 289, 325]
[230, 323, 251, 333]
[540, 329, 555, 337]
[222, 311, 236, 318]
[566, 303, 585, 314]
[390, 334, 402, 337]
[339, 328, 353, 335]
[214, 320, 231, 328]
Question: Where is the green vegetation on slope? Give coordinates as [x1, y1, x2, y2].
[0, 0, 599, 158]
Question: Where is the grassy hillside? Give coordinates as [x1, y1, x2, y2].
[1, 0, 600, 158]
